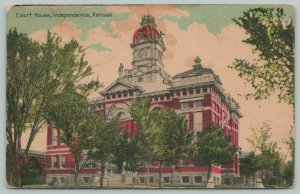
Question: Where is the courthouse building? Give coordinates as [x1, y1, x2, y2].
[46, 14, 242, 187]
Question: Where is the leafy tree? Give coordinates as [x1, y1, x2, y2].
[46, 89, 92, 188]
[284, 127, 294, 176]
[112, 132, 129, 174]
[283, 161, 294, 187]
[129, 99, 158, 187]
[123, 136, 144, 188]
[193, 124, 239, 183]
[21, 158, 44, 185]
[246, 122, 287, 186]
[231, 8, 294, 106]
[151, 109, 192, 188]
[246, 122, 272, 153]
[130, 100, 192, 188]
[240, 152, 259, 187]
[85, 114, 121, 188]
[6, 28, 100, 187]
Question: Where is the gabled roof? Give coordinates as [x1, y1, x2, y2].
[173, 67, 213, 79]
[173, 56, 222, 85]
[100, 80, 144, 95]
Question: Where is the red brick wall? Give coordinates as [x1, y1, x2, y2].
[202, 110, 211, 130]
[47, 124, 52, 146]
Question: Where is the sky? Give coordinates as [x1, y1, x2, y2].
[7, 5, 294, 156]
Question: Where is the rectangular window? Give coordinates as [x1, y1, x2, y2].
[166, 96, 171, 100]
[195, 176, 202, 183]
[52, 155, 58, 168]
[117, 93, 122, 98]
[181, 102, 189, 110]
[129, 92, 134, 96]
[83, 177, 90, 184]
[140, 177, 145, 184]
[154, 97, 158, 101]
[160, 96, 164, 101]
[196, 88, 201, 94]
[182, 90, 187, 96]
[51, 177, 58, 184]
[124, 93, 128, 97]
[112, 94, 116, 99]
[149, 176, 154, 183]
[60, 177, 65, 184]
[60, 155, 66, 168]
[203, 88, 208, 93]
[164, 177, 170, 183]
[189, 89, 194, 95]
[194, 100, 202, 108]
[176, 91, 181, 96]
[189, 101, 194, 108]
[52, 129, 57, 145]
[107, 96, 110, 100]
[182, 176, 189, 183]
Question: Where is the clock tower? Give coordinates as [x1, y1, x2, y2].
[131, 14, 166, 69]
[122, 14, 171, 86]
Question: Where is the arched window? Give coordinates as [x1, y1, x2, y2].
[116, 111, 126, 121]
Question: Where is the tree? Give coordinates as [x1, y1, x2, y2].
[284, 128, 294, 186]
[240, 152, 259, 187]
[123, 136, 144, 188]
[130, 100, 192, 188]
[85, 114, 121, 188]
[21, 157, 44, 185]
[6, 28, 100, 187]
[231, 8, 294, 106]
[193, 124, 239, 184]
[246, 122, 272, 153]
[46, 89, 92, 188]
[246, 122, 286, 186]
[151, 109, 192, 188]
[129, 99, 158, 187]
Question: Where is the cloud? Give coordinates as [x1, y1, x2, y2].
[160, 4, 295, 34]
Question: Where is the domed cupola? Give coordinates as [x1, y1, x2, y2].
[133, 14, 160, 42]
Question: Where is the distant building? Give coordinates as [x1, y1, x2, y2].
[46, 14, 242, 187]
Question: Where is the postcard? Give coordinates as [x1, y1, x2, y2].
[6, 4, 294, 189]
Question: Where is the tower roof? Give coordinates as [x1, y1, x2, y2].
[140, 14, 156, 27]
[133, 14, 160, 42]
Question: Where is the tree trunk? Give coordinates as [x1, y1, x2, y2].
[158, 161, 163, 189]
[131, 172, 134, 189]
[252, 173, 255, 188]
[74, 156, 80, 188]
[13, 151, 23, 188]
[207, 164, 211, 183]
[100, 161, 105, 188]
[147, 161, 150, 188]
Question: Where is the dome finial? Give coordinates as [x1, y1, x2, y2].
[193, 56, 202, 68]
[140, 13, 156, 27]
